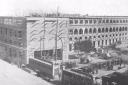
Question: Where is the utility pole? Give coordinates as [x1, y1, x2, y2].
[55, 7, 59, 61]
[42, 17, 45, 58]
[40, 36, 42, 58]
[40, 17, 46, 59]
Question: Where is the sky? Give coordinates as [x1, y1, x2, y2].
[0, 0, 128, 16]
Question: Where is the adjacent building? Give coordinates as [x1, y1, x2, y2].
[68, 16, 128, 53]
[0, 17, 27, 66]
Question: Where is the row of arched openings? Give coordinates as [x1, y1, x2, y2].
[69, 27, 128, 35]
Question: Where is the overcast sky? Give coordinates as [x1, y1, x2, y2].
[0, 0, 128, 16]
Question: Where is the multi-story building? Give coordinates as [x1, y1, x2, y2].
[68, 16, 128, 53]
[0, 17, 27, 67]
[27, 16, 128, 61]
[27, 16, 128, 79]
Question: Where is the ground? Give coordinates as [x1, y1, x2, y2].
[0, 59, 53, 85]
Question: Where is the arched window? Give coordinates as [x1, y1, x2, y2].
[69, 29, 73, 35]
[69, 38, 72, 41]
[79, 37, 82, 40]
[84, 28, 88, 34]
[116, 27, 118, 32]
[74, 37, 78, 40]
[93, 28, 97, 33]
[79, 29, 83, 34]
[85, 37, 87, 39]
[113, 27, 115, 32]
[89, 28, 92, 33]
[125, 27, 128, 31]
[122, 27, 125, 31]
[74, 29, 78, 34]
[106, 28, 108, 32]
[102, 28, 105, 33]
[109, 27, 112, 32]
[98, 28, 101, 33]
[119, 27, 121, 31]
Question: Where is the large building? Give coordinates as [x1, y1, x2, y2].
[68, 16, 128, 53]
[0, 17, 27, 67]
[26, 16, 128, 79]
[27, 16, 128, 61]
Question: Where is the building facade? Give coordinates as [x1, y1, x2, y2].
[68, 16, 128, 53]
[27, 16, 128, 61]
[27, 17, 69, 61]
[0, 17, 27, 66]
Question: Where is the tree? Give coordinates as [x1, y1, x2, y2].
[74, 39, 95, 53]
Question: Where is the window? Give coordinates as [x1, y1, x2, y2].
[93, 20, 96, 24]
[85, 20, 88, 24]
[89, 28, 92, 33]
[113, 20, 116, 23]
[69, 38, 72, 41]
[74, 29, 78, 35]
[102, 28, 105, 33]
[109, 39, 111, 45]
[106, 28, 108, 32]
[116, 27, 118, 32]
[89, 20, 92, 24]
[113, 27, 115, 32]
[122, 27, 125, 31]
[75, 37, 77, 40]
[85, 37, 87, 39]
[125, 27, 127, 31]
[119, 33, 121, 36]
[80, 20, 83, 24]
[123, 20, 125, 23]
[98, 28, 101, 33]
[110, 20, 112, 23]
[120, 20, 122, 23]
[89, 36, 92, 39]
[93, 28, 97, 33]
[74, 20, 78, 24]
[79, 37, 82, 40]
[106, 20, 109, 23]
[18, 31, 22, 38]
[116, 20, 119, 23]
[69, 44, 72, 51]
[106, 40, 107, 45]
[103, 20, 105, 23]
[84, 29, 88, 34]
[69, 20, 73, 24]
[69, 29, 73, 35]
[79, 29, 83, 34]
[119, 27, 121, 31]
[113, 39, 114, 43]
[98, 19, 102, 23]
[109, 28, 112, 32]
